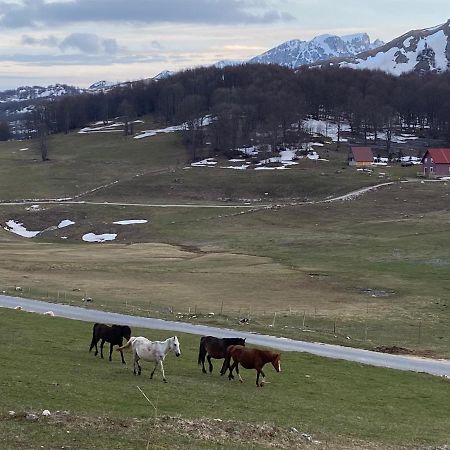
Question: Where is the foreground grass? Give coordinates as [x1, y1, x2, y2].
[0, 309, 449, 449]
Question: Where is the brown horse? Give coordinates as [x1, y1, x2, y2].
[224, 345, 281, 387]
[198, 336, 246, 374]
[89, 323, 132, 364]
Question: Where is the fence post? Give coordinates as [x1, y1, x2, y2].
[302, 311, 306, 329]
[418, 320, 422, 344]
[271, 312, 277, 328]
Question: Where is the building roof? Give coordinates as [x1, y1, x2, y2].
[422, 148, 450, 164]
[351, 146, 373, 162]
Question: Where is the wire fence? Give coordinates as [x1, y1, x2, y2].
[3, 284, 448, 355]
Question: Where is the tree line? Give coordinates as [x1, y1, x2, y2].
[7, 64, 450, 158]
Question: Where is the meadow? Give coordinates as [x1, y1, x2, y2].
[1, 121, 449, 447]
[1, 309, 449, 449]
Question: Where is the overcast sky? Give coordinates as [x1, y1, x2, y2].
[0, 0, 448, 90]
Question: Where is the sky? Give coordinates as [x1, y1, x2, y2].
[0, 0, 448, 90]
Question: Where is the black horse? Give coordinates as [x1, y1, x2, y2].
[198, 336, 246, 374]
[89, 323, 131, 364]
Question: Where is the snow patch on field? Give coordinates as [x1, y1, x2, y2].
[3, 220, 40, 238]
[113, 220, 148, 225]
[82, 233, 117, 243]
[58, 219, 75, 228]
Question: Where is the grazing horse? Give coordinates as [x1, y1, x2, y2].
[224, 345, 281, 387]
[89, 323, 131, 364]
[198, 336, 246, 374]
[117, 336, 181, 382]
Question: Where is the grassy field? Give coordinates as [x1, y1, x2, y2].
[1, 309, 449, 449]
[1, 125, 450, 447]
[0, 180, 449, 355]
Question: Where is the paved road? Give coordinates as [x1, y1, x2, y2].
[1, 295, 450, 377]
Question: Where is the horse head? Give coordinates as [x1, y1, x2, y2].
[271, 353, 281, 373]
[171, 336, 181, 357]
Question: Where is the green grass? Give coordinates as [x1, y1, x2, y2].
[1, 181, 450, 355]
[1, 309, 449, 449]
[0, 121, 187, 200]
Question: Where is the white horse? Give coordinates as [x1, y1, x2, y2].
[118, 336, 181, 382]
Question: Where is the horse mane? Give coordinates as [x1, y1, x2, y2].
[223, 337, 245, 345]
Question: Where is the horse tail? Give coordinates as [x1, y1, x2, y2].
[117, 336, 135, 352]
[198, 337, 206, 365]
[89, 323, 99, 352]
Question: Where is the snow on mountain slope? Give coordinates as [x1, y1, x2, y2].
[339, 20, 450, 74]
[248, 33, 383, 68]
[0, 84, 82, 104]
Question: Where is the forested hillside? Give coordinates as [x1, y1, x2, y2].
[15, 64, 450, 154]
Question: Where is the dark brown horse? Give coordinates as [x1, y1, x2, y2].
[198, 336, 246, 374]
[224, 345, 281, 387]
[89, 323, 131, 364]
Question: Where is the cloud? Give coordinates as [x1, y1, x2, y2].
[59, 33, 119, 55]
[0, 52, 168, 66]
[21, 34, 59, 47]
[0, 0, 295, 28]
[21, 32, 120, 55]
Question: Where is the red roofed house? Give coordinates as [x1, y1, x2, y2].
[421, 148, 450, 177]
[348, 146, 373, 167]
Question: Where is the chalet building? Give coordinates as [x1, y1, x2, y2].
[348, 147, 373, 167]
[421, 148, 450, 176]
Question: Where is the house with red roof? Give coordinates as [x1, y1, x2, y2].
[421, 148, 450, 177]
[348, 146, 373, 167]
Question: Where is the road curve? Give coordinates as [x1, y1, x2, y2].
[1, 295, 450, 377]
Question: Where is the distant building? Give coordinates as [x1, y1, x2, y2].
[421, 148, 450, 176]
[348, 147, 373, 167]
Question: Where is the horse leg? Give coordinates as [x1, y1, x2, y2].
[150, 361, 158, 379]
[207, 355, 213, 373]
[119, 349, 126, 364]
[236, 363, 244, 383]
[109, 342, 113, 362]
[259, 369, 266, 387]
[133, 352, 141, 376]
[228, 360, 237, 380]
[219, 359, 227, 375]
[221, 351, 232, 376]
[160, 361, 167, 383]
[100, 339, 105, 359]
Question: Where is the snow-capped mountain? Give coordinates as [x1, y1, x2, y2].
[152, 70, 175, 81]
[248, 33, 383, 68]
[334, 20, 450, 75]
[0, 84, 82, 104]
[88, 80, 116, 91]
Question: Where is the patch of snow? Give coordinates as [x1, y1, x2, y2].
[222, 165, 250, 170]
[113, 220, 148, 225]
[78, 122, 124, 134]
[58, 219, 75, 228]
[82, 233, 117, 243]
[135, 116, 212, 140]
[307, 152, 320, 160]
[19, 147, 29, 151]
[4, 220, 40, 238]
[191, 158, 217, 167]
[303, 118, 351, 142]
[237, 146, 259, 156]
[254, 166, 289, 170]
